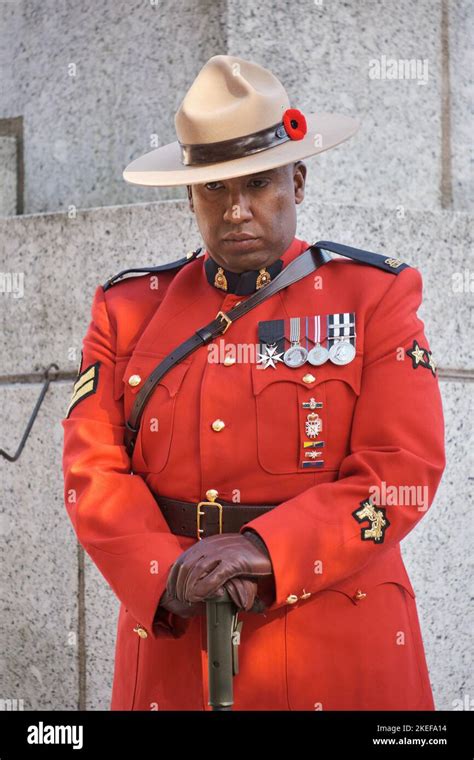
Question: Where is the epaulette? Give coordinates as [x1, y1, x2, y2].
[314, 241, 410, 274]
[103, 247, 203, 291]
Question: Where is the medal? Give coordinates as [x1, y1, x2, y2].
[327, 312, 357, 365]
[307, 315, 329, 365]
[302, 397, 323, 410]
[257, 342, 285, 369]
[304, 412, 322, 438]
[283, 317, 308, 367]
[329, 339, 356, 365]
[257, 319, 285, 369]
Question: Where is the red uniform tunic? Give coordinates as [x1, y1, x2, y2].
[61, 236, 445, 710]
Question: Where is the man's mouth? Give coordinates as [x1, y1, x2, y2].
[221, 234, 261, 252]
[222, 232, 259, 242]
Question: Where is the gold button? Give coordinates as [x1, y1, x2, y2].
[223, 355, 236, 366]
[302, 374, 316, 384]
[300, 589, 311, 599]
[186, 250, 195, 259]
[211, 419, 225, 431]
[133, 624, 148, 638]
[353, 589, 367, 601]
[286, 594, 299, 604]
[128, 374, 142, 387]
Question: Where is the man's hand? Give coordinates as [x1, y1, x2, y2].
[166, 533, 273, 605]
[158, 586, 206, 618]
[159, 576, 261, 616]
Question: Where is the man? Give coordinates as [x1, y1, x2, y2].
[61, 55, 445, 710]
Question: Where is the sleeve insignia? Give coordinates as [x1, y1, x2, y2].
[66, 361, 100, 418]
[352, 498, 391, 543]
[406, 339, 437, 376]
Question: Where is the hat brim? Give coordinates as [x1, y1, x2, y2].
[122, 112, 359, 187]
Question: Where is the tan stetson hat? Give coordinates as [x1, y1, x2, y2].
[123, 54, 359, 187]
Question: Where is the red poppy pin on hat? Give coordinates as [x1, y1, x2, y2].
[123, 54, 359, 187]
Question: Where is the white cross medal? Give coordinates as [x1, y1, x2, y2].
[257, 343, 285, 369]
[257, 318, 285, 369]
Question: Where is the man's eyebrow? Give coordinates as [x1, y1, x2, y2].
[199, 169, 277, 186]
[248, 169, 277, 178]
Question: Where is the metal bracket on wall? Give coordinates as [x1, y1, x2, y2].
[0, 363, 59, 462]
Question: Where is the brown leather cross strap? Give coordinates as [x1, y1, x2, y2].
[124, 242, 332, 456]
[122, 239, 409, 458]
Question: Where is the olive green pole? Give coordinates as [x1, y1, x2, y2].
[205, 588, 241, 711]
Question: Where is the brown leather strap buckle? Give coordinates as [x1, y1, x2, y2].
[196, 489, 223, 540]
[215, 310, 232, 334]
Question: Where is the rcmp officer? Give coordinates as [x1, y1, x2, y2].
[61, 55, 446, 710]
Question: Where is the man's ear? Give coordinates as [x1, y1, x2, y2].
[294, 161, 306, 205]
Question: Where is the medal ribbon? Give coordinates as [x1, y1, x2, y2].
[284, 316, 305, 348]
[328, 312, 356, 349]
[307, 314, 329, 347]
[258, 319, 285, 344]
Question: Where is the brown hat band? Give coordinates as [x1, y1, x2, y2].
[179, 120, 291, 166]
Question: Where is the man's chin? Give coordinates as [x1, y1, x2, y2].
[217, 247, 279, 273]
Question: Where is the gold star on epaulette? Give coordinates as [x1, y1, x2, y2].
[425, 350, 437, 376]
[406, 339, 438, 376]
[406, 339, 426, 368]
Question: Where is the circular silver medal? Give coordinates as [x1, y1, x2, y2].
[328, 340, 356, 365]
[283, 345, 308, 367]
[307, 343, 329, 366]
[284, 317, 308, 367]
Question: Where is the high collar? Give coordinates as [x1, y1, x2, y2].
[203, 237, 306, 295]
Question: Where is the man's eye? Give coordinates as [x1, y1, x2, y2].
[205, 182, 223, 190]
[249, 179, 270, 188]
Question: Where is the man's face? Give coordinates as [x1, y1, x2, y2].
[187, 161, 307, 273]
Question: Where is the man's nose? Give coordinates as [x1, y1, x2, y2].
[222, 191, 253, 223]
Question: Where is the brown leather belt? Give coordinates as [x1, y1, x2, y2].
[156, 494, 278, 539]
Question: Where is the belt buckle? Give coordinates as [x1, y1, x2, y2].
[196, 489, 223, 540]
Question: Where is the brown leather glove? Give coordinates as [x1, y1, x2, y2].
[152, 604, 191, 639]
[151, 586, 204, 639]
[153, 575, 264, 639]
[157, 586, 206, 618]
[166, 532, 274, 605]
[241, 529, 276, 610]
[157, 575, 261, 618]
